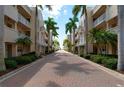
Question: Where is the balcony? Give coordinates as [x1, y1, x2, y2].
[18, 32, 30, 38]
[109, 26, 119, 33]
[4, 6, 18, 21]
[18, 13, 30, 28]
[92, 5, 102, 15]
[17, 5, 31, 17]
[4, 26, 18, 43]
[93, 13, 106, 27]
[106, 6, 118, 21]
[22, 6, 32, 15]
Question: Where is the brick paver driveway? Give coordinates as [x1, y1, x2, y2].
[0, 50, 124, 87]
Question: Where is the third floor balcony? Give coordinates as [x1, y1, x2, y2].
[18, 13, 30, 28]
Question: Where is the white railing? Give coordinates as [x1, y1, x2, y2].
[4, 25, 16, 32]
[109, 26, 119, 33]
[18, 13, 30, 27]
[18, 32, 30, 38]
[92, 5, 102, 14]
[25, 6, 32, 14]
[93, 13, 106, 27]
[4, 26, 18, 42]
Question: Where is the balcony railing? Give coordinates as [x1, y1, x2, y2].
[24, 6, 32, 14]
[93, 13, 106, 27]
[93, 5, 102, 14]
[18, 13, 30, 27]
[109, 26, 119, 33]
[4, 26, 18, 42]
[18, 32, 30, 38]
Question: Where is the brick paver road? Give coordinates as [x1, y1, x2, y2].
[0, 50, 124, 87]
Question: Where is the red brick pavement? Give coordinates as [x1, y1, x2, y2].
[0, 50, 124, 87]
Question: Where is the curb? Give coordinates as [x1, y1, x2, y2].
[0, 58, 42, 83]
[0, 53, 54, 83]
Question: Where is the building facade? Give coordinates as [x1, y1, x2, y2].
[92, 5, 118, 54]
[75, 7, 93, 55]
[0, 5, 48, 71]
[75, 5, 118, 55]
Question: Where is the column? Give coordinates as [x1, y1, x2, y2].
[118, 6, 124, 70]
[0, 6, 6, 71]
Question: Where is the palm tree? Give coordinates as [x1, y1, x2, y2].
[72, 5, 88, 54]
[53, 39, 60, 51]
[44, 17, 59, 52]
[16, 37, 32, 55]
[65, 16, 78, 53]
[69, 16, 78, 53]
[52, 26, 59, 38]
[63, 38, 72, 52]
[35, 5, 52, 57]
[88, 28, 117, 55]
[65, 22, 73, 34]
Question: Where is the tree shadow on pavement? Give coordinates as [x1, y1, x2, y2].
[45, 81, 61, 87]
[54, 61, 97, 76]
[0, 52, 61, 87]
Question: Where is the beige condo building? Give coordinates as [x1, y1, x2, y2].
[0, 5, 48, 71]
[92, 5, 118, 54]
[75, 7, 93, 55]
[75, 5, 118, 55]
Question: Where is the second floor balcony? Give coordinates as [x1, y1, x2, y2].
[4, 26, 18, 43]
[109, 26, 119, 33]
[93, 13, 106, 27]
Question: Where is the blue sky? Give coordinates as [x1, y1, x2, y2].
[42, 5, 78, 49]
[42, 5, 94, 48]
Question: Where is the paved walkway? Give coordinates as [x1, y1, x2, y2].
[0, 50, 124, 87]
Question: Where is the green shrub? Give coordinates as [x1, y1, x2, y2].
[15, 56, 32, 65]
[102, 58, 117, 70]
[5, 60, 17, 69]
[22, 52, 38, 61]
[90, 55, 104, 64]
[80, 54, 84, 57]
[83, 54, 91, 59]
[4, 52, 38, 68]
[30, 55, 37, 61]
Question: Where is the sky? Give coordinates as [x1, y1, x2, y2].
[42, 5, 94, 49]
[42, 5, 77, 49]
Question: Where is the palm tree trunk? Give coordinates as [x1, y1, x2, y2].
[35, 6, 39, 57]
[73, 28, 75, 53]
[84, 9, 88, 55]
[117, 6, 124, 71]
[48, 30, 50, 53]
[0, 6, 6, 71]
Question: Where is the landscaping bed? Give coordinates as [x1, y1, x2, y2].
[0, 52, 39, 77]
[80, 54, 118, 70]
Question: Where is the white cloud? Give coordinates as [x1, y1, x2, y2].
[63, 9, 67, 15]
[43, 5, 64, 17]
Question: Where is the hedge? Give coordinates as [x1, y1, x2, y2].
[5, 52, 38, 67]
[5, 59, 17, 69]
[90, 55, 105, 64]
[101, 58, 117, 70]
[81, 54, 118, 70]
